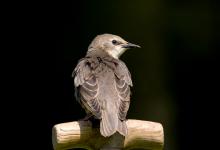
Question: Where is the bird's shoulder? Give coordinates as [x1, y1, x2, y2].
[73, 55, 132, 86]
[112, 59, 133, 86]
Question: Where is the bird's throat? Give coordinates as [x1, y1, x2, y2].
[107, 48, 126, 59]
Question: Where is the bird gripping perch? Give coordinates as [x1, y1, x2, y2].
[52, 119, 164, 150]
[53, 34, 164, 149]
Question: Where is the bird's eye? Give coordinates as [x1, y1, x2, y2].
[112, 40, 118, 45]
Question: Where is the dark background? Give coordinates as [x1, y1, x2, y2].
[9, 0, 219, 150]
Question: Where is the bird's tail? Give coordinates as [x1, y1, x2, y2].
[117, 120, 127, 136]
[100, 110, 117, 137]
[100, 110, 127, 137]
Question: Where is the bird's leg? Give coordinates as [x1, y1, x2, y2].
[79, 113, 93, 121]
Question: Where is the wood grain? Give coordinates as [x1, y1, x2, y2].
[52, 119, 164, 150]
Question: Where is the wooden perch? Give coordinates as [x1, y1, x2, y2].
[52, 119, 164, 150]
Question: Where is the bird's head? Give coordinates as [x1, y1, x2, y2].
[88, 34, 140, 59]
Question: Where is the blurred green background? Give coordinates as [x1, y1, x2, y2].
[53, 0, 218, 150]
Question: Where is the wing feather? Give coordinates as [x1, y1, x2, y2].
[72, 58, 101, 119]
[114, 60, 132, 120]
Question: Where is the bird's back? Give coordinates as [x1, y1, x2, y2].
[96, 62, 120, 109]
[73, 53, 132, 137]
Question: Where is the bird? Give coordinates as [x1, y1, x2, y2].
[72, 34, 140, 137]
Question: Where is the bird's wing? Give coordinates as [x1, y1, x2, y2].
[114, 60, 133, 120]
[72, 58, 101, 119]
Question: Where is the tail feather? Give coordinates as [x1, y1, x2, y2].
[117, 120, 127, 136]
[100, 111, 128, 137]
[100, 110, 118, 137]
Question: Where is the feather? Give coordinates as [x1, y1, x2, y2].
[73, 54, 132, 137]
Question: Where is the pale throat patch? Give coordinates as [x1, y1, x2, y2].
[107, 47, 127, 59]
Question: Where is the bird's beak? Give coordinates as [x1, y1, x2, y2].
[122, 43, 141, 49]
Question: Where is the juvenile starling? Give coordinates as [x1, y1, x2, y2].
[72, 34, 140, 137]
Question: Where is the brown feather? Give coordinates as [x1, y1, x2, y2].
[73, 49, 133, 137]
